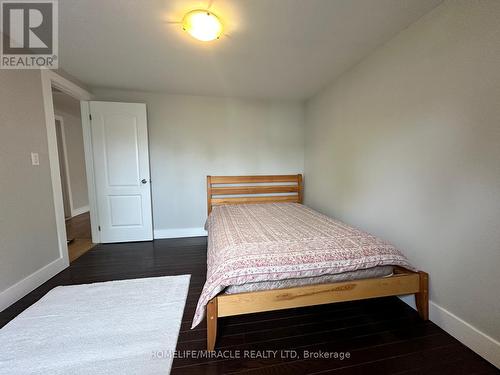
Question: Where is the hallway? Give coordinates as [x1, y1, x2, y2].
[66, 212, 94, 262]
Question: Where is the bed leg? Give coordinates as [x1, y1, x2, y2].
[415, 271, 429, 320]
[207, 298, 218, 351]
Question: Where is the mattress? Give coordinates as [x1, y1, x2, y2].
[192, 202, 415, 328]
[224, 265, 394, 294]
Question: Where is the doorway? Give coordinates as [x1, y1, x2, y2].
[52, 89, 94, 262]
[41, 71, 154, 270]
[41, 70, 93, 269]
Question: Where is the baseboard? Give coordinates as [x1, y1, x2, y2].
[71, 205, 90, 217]
[154, 227, 207, 239]
[400, 296, 500, 368]
[0, 256, 67, 312]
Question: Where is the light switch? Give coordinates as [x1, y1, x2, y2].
[31, 152, 40, 166]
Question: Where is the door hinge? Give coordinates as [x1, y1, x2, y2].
[98, 225, 101, 231]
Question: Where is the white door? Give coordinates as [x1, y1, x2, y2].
[90, 101, 153, 243]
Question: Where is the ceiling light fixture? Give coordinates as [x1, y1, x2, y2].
[182, 10, 223, 42]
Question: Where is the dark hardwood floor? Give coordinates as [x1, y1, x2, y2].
[1, 237, 497, 374]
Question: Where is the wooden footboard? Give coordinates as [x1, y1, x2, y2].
[206, 270, 429, 351]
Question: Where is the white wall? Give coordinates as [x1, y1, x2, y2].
[53, 92, 89, 214]
[304, 0, 500, 365]
[0, 71, 62, 303]
[92, 89, 304, 237]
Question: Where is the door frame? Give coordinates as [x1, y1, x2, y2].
[54, 114, 73, 218]
[41, 70, 96, 269]
[80, 100, 100, 243]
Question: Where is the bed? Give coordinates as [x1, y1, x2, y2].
[194, 174, 428, 351]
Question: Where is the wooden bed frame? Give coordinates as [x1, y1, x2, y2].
[205, 174, 429, 351]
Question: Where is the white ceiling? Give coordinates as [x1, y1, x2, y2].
[59, 0, 442, 100]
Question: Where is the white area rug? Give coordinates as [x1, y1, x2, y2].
[0, 275, 190, 375]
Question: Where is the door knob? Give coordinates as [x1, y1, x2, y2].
[141, 179, 148, 184]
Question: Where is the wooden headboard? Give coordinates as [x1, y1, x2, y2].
[207, 174, 303, 215]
